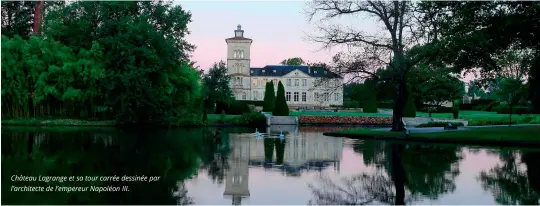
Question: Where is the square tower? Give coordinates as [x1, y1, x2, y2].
[226, 25, 253, 100]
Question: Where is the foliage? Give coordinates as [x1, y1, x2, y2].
[203, 61, 234, 110]
[452, 100, 460, 119]
[416, 122, 464, 128]
[403, 87, 417, 117]
[237, 100, 265, 107]
[1, 1, 202, 125]
[263, 81, 275, 112]
[493, 105, 531, 115]
[362, 80, 378, 113]
[273, 81, 289, 116]
[467, 80, 490, 99]
[280, 57, 305, 66]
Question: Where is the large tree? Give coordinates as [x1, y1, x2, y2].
[305, 1, 440, 131]
[202, 61, 234, 112]
[280, 57, 305, 66]
[420, 2, 540, 113]
[39, 1, 202, 124]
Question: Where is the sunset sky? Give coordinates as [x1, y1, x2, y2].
[178, 1, 476, 83]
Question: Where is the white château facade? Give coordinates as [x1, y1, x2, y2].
[226, 25, 344, 107]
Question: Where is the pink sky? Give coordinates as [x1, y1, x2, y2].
[179, 1, 475, 84]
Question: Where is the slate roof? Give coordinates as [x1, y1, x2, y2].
[225, 37, 253, 41]
[249, 65, 341, 78]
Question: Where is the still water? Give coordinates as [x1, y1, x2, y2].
[2, 126, 539, 205]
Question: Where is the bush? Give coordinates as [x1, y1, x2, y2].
[482, 101, 500, 111]
[226, 101, 251, 115]
[263, 81, 276, 112]
[343, 100, 361, 108]
[378, 102, 394, 109]
[493, 105, 531, 114]
[273, 81, 289, 116]
[452, 100, 460, 119]
[403, 88, 416, 117]
[416, 121, 464, 128]
[238, 100, 265, 107]
[241, 112, 267, 126]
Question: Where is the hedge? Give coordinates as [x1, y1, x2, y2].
[237, 100, 265, 107]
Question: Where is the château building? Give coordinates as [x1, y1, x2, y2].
[225, 25, 344, 107]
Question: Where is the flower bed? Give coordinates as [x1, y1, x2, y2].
[298, 116, 392, 125]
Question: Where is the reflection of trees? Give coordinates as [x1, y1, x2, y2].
[309, 143, 417, 205]
[479, 150, 540, 205]
[264, 138, 274, 163]
[316, 140, 462, 204]
[400, 144, 462, 200]
[275, 139, 286, 165]
[1, 127, 209, 205]
[199, 128, 231, 185]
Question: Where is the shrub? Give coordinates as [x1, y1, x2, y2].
[241, 112, 267, 126]
[378, 102, 394, 109]
[263, 81, 275, 112]
[218, 111, 226, 123]
[403, 88, 416, 117]
[493, 105, 531, 114]
[416, 121, 464, 128]
[226, 101, 251, 115]
[238, 100, 265, 107]
[273, 81, 289, 116]
[482, 101, 500, 111]
[452, 100, 460, 119]
[343, 100, 361, 108]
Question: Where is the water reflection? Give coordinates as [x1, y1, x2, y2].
[2, 126, 540, 205]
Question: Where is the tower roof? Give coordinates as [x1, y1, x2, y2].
[226, 24, 252, 41]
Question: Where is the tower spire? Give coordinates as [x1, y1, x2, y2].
[235, 24, 244, 37]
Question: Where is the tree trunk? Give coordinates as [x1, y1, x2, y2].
[391, 144, 406, 205]
[509, 103, 512, 127]
[391, 79, 407, 131]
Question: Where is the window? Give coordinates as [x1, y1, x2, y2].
[235, 77, 241, 85]
[273, 70, 276, 73]
[262, 69, 265, 73]
[324, 92, 329, 101]
[334, 93, 339, 101]
[314, 92, 319, 101]
[294, 79, 299, 87]
[302, 92, 307, 102]
[253, 78, 258, 87]
[294, 92, 299, 102]
[314, 70, 317, 74]
[240, 50, 244, 58]
[262, 79, 267, 86]
[286, 79, 291, 86]
[254, 91, 259, 100]
[286, 92, 291, 101]
[242, 93, 247, 100]
[302, 79, 307, 87]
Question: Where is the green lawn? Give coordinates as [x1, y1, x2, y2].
[1, 118, 116, 126]
[206, 114, 243, 123]
[326, 126, 540, 143]
[289, 109, 540, 125]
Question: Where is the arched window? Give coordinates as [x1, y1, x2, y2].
[236, 77, 241, 85]
[253, 91, 258, 100]
[239, 50, 244, 58]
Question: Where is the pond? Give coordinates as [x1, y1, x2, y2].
[2, 126, 539, 205]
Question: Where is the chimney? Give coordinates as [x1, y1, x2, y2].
[308, 66, 311, 74]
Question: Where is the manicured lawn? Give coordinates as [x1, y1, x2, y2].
[1, 118, 116, 126]
[206, 114, 243, 123]
[290, 109, 539, 126]
[325, 126, 540, 143]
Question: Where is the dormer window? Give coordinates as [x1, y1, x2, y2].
[314, 71, 318, 74]
[262, 70, 265, 73]
[273, 70, 276, 73]
[251, 70, 254, 74]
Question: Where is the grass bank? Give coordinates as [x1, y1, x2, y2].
[324, 126, 540, 147]
[2, 112, 267, 127]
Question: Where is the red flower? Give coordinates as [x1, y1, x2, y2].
[298, 116, 392, 125]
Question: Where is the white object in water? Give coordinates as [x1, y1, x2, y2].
[255, 128, 261, 137]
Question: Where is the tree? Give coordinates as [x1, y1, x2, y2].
[306, 1, 441, 131]
[403, 86, 416, 118]
[273, 81, 289, 116]
[420, 2, 540, 113]
[203, 61, 234, 113]
[280, 57, 305, 66]
[263, 81, 275, 112]
[467, 80, 489, 99]
[41, 1, 201, 124]
[495, 78, 528, 126]
[362, 80, 378, 113]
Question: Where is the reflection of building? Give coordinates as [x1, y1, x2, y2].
[223, 135, 251, 205]
[223, 131, 343, 204]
